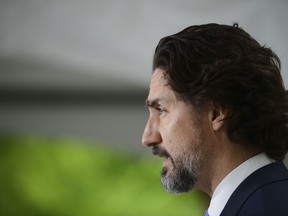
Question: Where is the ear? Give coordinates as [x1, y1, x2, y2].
[208, 102, 227, 131]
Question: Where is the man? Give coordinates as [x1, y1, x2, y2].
[142, 23, 288, 216]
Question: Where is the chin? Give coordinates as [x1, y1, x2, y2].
[160, 165, 196, 194]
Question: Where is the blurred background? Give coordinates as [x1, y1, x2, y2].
[0, 0, 288, 215]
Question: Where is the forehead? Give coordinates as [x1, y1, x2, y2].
[150, 68, 167, 87]
[148, 68, 176, 101]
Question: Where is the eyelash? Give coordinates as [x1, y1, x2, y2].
[155, 107, 166, 115]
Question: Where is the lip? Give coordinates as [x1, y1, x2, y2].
[152, 146, 170, 158]
[163, 158, 170, 167]
[156, 152, 169, 158]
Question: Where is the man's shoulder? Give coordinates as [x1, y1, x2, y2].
[221, 161, 288, 216]
[238, 178, 288, 215]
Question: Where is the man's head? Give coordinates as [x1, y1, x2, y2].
[142, 23, 288, 194]
[152, 23, 288, 160]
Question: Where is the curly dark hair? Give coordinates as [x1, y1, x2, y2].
[153, 23, 288, 160]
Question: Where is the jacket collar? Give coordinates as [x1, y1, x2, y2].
[220, 161, 288, 216]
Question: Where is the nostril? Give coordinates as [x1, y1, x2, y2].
[141, 128, 162, 147]
[141, 130, 150, 147]
[141, 117, 162, 147]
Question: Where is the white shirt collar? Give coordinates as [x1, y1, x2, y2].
[207, 153, 275, 216]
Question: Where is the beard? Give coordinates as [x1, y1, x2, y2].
[152, 139, 205, 194]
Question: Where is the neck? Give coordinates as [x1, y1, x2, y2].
[195, 140, 260, 197]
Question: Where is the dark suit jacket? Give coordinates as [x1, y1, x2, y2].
[220, 161, 288, 216]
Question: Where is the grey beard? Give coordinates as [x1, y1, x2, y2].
[160, 156, 199, 194]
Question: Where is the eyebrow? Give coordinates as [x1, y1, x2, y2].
[145, 98, 168, 108]
[145, 98, 159, 107]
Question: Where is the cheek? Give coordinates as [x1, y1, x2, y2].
[160, 117, 181, 140]
[162, 120, 193, 154]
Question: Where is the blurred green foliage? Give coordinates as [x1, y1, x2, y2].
[0, 135, 208, 216]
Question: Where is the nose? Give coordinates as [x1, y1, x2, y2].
[142, 117, 162, 147]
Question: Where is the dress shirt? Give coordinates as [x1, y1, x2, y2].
[207, 153, 275, 216]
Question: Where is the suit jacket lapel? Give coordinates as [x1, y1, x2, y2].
[220, 162, 288, 216]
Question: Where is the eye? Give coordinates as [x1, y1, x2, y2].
[156, 107, 166, 115]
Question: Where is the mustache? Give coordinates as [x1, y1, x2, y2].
[152, 146, 171, 158]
